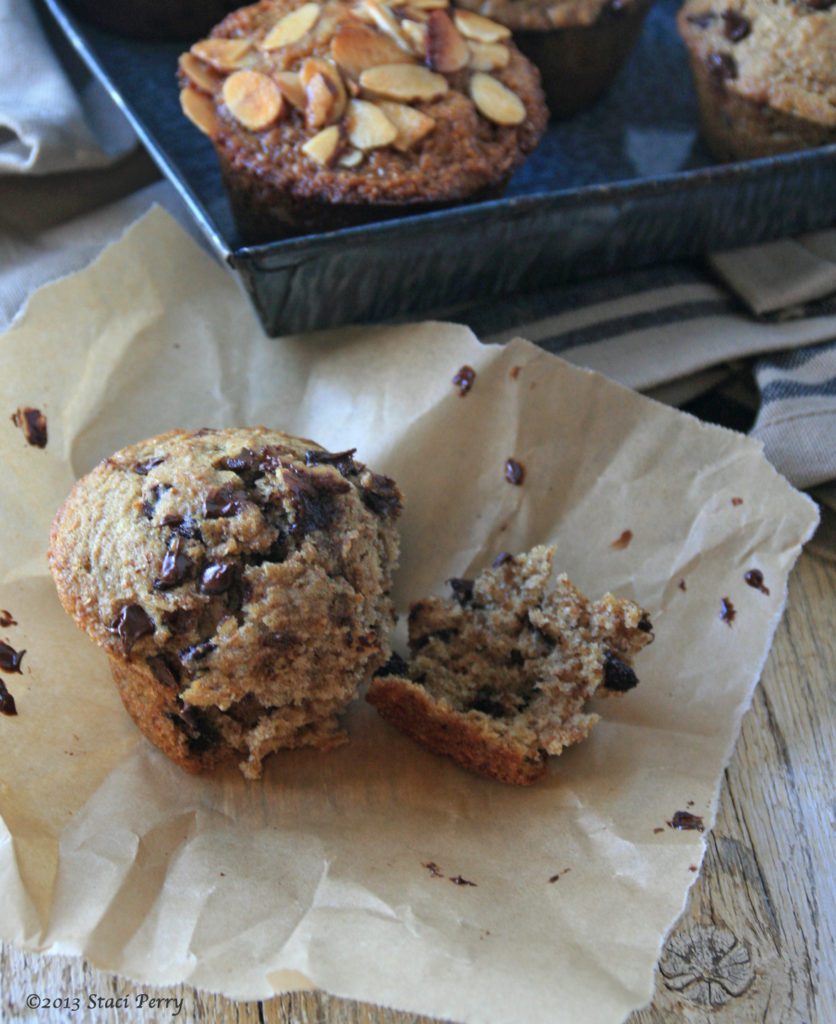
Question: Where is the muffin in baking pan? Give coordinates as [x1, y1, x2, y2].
[677, 0, 836, 160]
[452, 0, 655, 117]
[178, 0, 547, 241]
[48, 428, 402, 779]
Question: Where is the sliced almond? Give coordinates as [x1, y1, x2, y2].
[469, 72, 525, 125]
[180, 87, 219, 137]
[425, 10, 469, 73]
[222, 70, 284, 130]
[378, 100, 435, 151]
[331, 23, 415, 79]
[363, 0, 414, 54]
[301, 58, 347, 121]
[191, 37, 253, 71]
[453, 10, 511, 43]
[338, 147, 364, 167]
[400, 18, 428, 55]
[345, 98, 398, 149]
[360, 63, 448, 102]
[408, 0, 449, 9]
[273, 70, 306, 109]
[262, 3, 320, 49]
[302, 125, 341, 166]
[467, 41, 509, 72]
[304, 72, 338, 128]
[179, 52, 220, 94]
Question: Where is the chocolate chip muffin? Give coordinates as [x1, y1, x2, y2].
[678, 0, 836, 160]
[367, 546, 653, 785]
[452, 0, 654, 117]
[65, 0, 240, 40]
[178, 0, 548, 241]
[48, 428, 402, 779]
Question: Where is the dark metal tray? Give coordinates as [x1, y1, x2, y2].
[41, 0, 836, 335]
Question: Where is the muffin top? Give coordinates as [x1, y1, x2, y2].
[678, 0, 836, 127]
[179, 0, 547, 204]
[452, 0, 646, 32]
[48, 428, 402, 709]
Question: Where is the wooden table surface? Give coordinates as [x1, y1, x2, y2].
[3, 532, 834, 1023]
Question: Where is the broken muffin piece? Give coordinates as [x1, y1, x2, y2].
[48, 428, 402, 779]
[367, 545, 652, 785]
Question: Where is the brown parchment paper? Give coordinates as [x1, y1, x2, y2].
[0, 208, 819, 1024]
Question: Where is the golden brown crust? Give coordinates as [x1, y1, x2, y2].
[367, 675, 547, 784]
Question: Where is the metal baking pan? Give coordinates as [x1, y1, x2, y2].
[40, 0, 836, 335]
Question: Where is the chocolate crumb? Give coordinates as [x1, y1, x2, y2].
[448, 577, 475, 605]
[133, 455, 165, 475]
[0, 679, 17, 716]
[653, 827, 664, 834]
[450, 875, 477, 887]
[492, 551, 513, 568]
[108, 604, 155, 652]
[0, 641, 25, 674]
[0, 610, 17, 628]
[668, 811, 705, 832]
[509, 366, 522, 380]
[423, 861, 443, 878]
[722, 9, 751, 40]
[731, 497, 743, 506]
[720, 597, 736, 625]
[504, 458, 525, 486]
[744, 569, 770, 595]
[452, 365, 476, 396]
[360, 472, 402, 518]
[548, 874, 561, 883]
[11, 407, 48, 448]
[602, 650, 639, 692]
[689, 865, 698, 872]
[687, 800, 695, 807]
[707, 51, 738, 85]
[678, 579, 687, 591]
[611, 529, 633, 550]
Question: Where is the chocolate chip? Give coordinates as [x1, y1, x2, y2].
[214, 447, 266, 483]
[706, 51, 738, 85]
[360, 472, 402, 518]
[722, 9, 751, 40]
[0, 679, 17, 715]
[374, 652, 408, 678]
[447, 578, 474, 605]
[602, 651, 639, 692]
[637, 615, 654, 633]
[203, 485, 246, 518]
[668, 811, 705, 832]
[166, 700, 217, 753]
[720, 597, 736, 625]
[162, 608, 194, 635]
[492, 552, 513, 568]
[744, 569, 770, 595]
[279, 464, 351, 536]
[200, 562, 237, 595]
[0, 641, 24, 673]
[153, 535, 193, 591]
[146, 653, 181, 689]
[109, 604, 155, 652]
[162, 512, 202, 540]
[133, 455, 165, 475]
[452, 365, 476, 396]
[11, 407, 48, 449]
[470, 687, 506, 717]
[504, 458, 525, 486]
[305, 447, 360, 477]
[179, 640, 216, 666]
[686, 10, 717, 26]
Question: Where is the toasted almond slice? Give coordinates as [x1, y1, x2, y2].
[378, 100, 435, 151]
[346, 98, 398, 149]
[180, 87, 219, 137]
[454, 10, 511, 43]
[331, 23, 415, 79]
[302, 125, 341, 166]
[363, 0, 414, 54]
[425, 10, 469, 73]
[469, 72, 525, 125]
[222, 70, 284, 130]
[400, 18, 428, 54]
[304, 71, 338, 128]
[179, 52, 220, 94]
[191, 37, 253, 71]
[350, 2, 376, 23]
[360, 63, 448, 102]
[467, 41, 510, 72]
[273, 71, 307, 109]
[262, 3, 320, 49]
[338, 147, 364, 167]
[301, 58, 347, 119]
[409, 0, 449, 9]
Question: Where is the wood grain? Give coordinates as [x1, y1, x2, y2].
[3, 549, 833, 1024]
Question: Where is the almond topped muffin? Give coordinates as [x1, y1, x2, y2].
[48, 428, 402, 779]
[178, 0, 548, 240]
[453, 0, 654, 117]
[678, 0, 836, 160]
